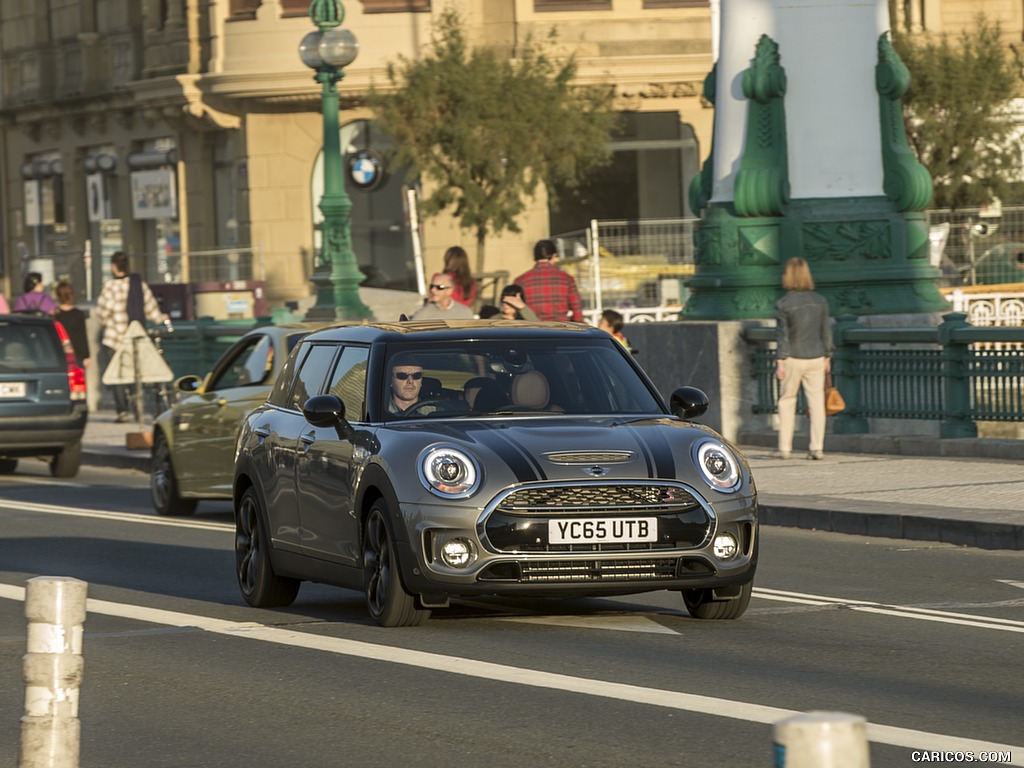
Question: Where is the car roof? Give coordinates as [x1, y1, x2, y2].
[0, 313, 58, 326]
[242, 321, 335, 337]
[300, 319, 599, 344]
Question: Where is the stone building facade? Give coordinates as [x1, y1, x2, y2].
[0, 0, 717, 316]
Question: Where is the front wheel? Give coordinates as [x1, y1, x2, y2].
[151, 432, 197, 516]
[235, 486, 300, 608]
[363, 502, 429, 627]
[682, 581, 753, 620]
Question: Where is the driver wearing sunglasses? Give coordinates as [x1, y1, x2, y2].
[387, 352, 436, 416]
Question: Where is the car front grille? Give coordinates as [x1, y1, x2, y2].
[499, 484, 698, 513]
[477, 556, 716, 583]
[482, 482, 712, 554]
[519, 558, 677, 581]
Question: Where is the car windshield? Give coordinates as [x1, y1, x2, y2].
[381, 338, 663, 420]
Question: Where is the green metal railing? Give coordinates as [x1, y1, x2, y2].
[745, 313, 1024, 438]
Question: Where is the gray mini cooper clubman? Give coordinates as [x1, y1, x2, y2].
[232, 319, 758, 626]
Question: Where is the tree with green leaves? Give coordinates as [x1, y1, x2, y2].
[369, 9, 615, 273]
[892, 14, 1022, 210]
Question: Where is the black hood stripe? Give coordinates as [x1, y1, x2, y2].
[625, 424, 676, 479]
[629, 427, 656, 478]
[474, 425, 546, 483]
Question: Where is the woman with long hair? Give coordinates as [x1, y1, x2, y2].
[774, 257, 833, 460]
[442, 246, 477, 308]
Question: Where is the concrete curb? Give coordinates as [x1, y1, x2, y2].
[84, 449, 149, 473]
[760, 504, 1024, 551]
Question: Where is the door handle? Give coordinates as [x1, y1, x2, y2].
[300, 431, 316, 451]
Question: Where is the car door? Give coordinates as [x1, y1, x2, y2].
[294, 345, 369, 566]
[173, 332, 276, 493]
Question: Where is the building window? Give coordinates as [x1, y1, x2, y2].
[359, 0, 431, 12]
[535, 1, 612, 11]
[280, 0, 310, 16]
[548, 112, 698, 233]
[228, 0, 260, 20]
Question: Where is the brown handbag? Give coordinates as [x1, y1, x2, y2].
[825, 372, 846, 416]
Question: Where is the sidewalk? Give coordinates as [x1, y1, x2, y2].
[81, 412, 1024, 551]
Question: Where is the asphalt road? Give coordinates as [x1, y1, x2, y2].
[0, 465, 1021, 767]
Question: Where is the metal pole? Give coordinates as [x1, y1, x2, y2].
[591, 219, 603, 317]
[132, 335, 144, 425]
[20, 576, 87, 768]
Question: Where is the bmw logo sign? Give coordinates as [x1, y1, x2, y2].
[348, 149, 385, 190]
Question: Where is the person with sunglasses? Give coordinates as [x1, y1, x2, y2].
[410, 272, 474, 320]
[387, 353, 437, 416]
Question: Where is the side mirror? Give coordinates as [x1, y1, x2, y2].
[670, 386, 709, 420]
[303, 394, 348, 428]
[174, 374, 203, 394]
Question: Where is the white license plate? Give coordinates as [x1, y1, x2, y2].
[549, 517, 658, 544]
[0, 382, 26, 398]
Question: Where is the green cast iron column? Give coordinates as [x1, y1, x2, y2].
[305, 0, 370, 320]
[684, 33, 949, 321]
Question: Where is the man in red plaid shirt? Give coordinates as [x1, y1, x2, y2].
[514, 239, 583, 322]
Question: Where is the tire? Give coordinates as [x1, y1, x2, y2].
[235, 486, 300, 608]
[682, 580, 753, 620]
[362, 501, 429, 627]
[0, 459, 17, 474]
[151, 432, 197, 516]
[50, 441, 82, 479]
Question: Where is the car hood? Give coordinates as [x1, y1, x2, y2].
[379, 416, 748, 490]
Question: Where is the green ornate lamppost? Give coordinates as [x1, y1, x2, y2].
[299, 0, 370, 319]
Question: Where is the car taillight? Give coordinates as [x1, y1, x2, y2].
[55, 320, 87, 401]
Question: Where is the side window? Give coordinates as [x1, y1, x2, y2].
[289, 344, 338, 411]
[326, 346, 370, 421]
[207, 335, 266, 391]
[267, 343, 307, 408]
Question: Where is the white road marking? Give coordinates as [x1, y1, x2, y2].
[754, 588, 1024, 634]
[997, 579, 1024, 591]
[497, 614, 681, 634]
[0, 499, 231, 531]
[0, 582, 1020, 764]
[0, 476, 93, 488]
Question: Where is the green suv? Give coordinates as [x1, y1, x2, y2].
[0, 315, 88, 477]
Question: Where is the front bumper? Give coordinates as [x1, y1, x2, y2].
[398, 480, 758, 597]
[0, 405, 87, 457]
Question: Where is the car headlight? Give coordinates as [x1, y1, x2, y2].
[692, 439, 741, 493]
[418, 444, 481, 498]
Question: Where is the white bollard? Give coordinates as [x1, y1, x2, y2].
[773, 711, 870, 768]
[20, 576, 88, 768]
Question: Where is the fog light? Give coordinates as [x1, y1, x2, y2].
[440, 538, 475, 568]
[713, 532, 738, 560]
